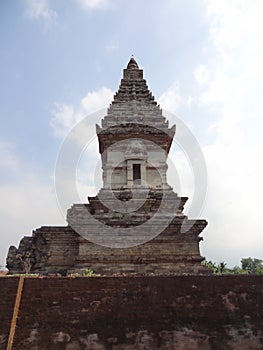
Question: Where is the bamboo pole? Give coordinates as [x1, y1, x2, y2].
[7, 276, 25, 350]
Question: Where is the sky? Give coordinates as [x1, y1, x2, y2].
[1, 0, 263, 269]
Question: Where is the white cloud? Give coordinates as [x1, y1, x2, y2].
[206, 0, 247, 53]
[0, 140, 65, 268]
[202, 140, 263, 266]
[24, 0, 57, 22]
[202, 0, 263, 142]
[158, 82, 182, 114]
[195, 0, 263, 266]
[50, 104, 75, 139]
[50, 88, 113, 208]
[0, 180, 65, 268]
[205, 0, 263, 56]
[194, 65, 211, 86]
[77, 0, 109, 10]
[50, 87, 113, 139]
[0, 140, 18, 172]
[81, 87, 113, 114]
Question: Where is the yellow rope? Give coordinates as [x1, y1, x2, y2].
[7, 276, 25, 350]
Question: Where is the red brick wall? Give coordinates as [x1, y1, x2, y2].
[0, 277, 19, 349]
[1, 276, 263, 349]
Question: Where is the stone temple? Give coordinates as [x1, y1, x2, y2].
[6, 58, 209, 275]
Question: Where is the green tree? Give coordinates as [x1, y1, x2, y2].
[241, 257, 263, 274]
[219, 262, 227, 273]
[231, 265, 248, 274]
[202, 258, 263, 275]
[202, 260, 227, 274]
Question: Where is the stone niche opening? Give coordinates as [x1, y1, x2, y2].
[133, 163, 141, 183]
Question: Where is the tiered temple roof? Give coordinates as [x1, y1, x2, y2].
[100, 57, 171, 130]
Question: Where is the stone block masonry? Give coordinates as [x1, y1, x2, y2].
[0, 275, 262, 349]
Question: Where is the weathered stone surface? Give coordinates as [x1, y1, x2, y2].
[1, 275, 262, 350]
[100, 57, 170, 130]
[7, 227, 78, 274]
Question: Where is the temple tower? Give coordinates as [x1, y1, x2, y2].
[6, 58, 209, 275]
[97, 57, 174, 191]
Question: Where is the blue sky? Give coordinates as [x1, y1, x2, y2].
[1, 0, 263, 268]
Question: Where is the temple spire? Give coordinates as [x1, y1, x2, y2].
[99, 57, 174, 131]
[126, 56, 139, 70]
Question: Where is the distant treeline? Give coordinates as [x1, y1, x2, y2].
[202, 257, 263, 275]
